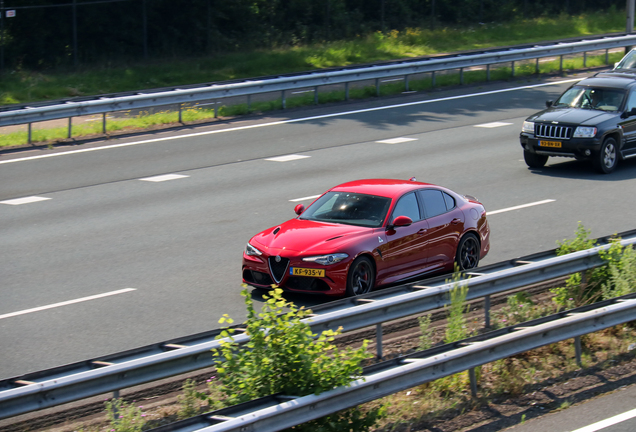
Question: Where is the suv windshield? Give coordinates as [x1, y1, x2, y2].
[553, 86, 625, 112]
[300, 192, 392, 228]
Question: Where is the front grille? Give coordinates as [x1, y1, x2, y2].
[535, 123, 572, 140]
[268, 256, 290, 284]
[243, 269, 274, 286]
[285, 277, 330, 291]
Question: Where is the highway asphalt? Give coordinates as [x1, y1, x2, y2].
[1, 73, 636, 383]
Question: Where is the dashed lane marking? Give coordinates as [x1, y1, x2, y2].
[474, 122, 513, 128]
[0, 288, 137, 320]
[487, 199, 555, 215]
[290, 194, 321, 202]
[139, 174, 189, 182]
[265, 155, 310, 162]
[376, 137, 418, 144]
[0, 196, 51, 205]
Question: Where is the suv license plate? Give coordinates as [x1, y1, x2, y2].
[290, 267, 325, 277]
[539, 140, 562, 148]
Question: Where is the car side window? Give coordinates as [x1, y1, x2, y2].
[443, 192, 456, 210]
[392, 192, 420, 221]
[626, 90, 636, 112]
[420, 189, 449, 218]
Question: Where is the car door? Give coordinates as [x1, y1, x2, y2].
[377, 192, 430, 281]
[418, 189, 465, 271]
[619, 88, 636, 152]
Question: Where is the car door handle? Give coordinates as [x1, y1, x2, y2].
[451, 218, 461, 224]
[417, 229, 428, 235]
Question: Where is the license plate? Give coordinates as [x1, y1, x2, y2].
[290, 267, 325, 277]
[539, 140, 562, 148]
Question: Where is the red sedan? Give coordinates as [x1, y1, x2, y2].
[242, 178, 490, 296]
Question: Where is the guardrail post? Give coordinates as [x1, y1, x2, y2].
[574, 336, 582, 367]
[314, 86, 319, 105]
[102, 113, 107, 135]
[376, 323, 383, 359]
[606, 49, 609, 65]
[535, 58, 540, 74]
[28, 123, 32, 145]
[431, 71, 436, 88]
[484, 295, 491, 328]
[67, 117, 72, 139]
[486, 64, 490, 81]
[560, 55, 564, 73]
[214, 101, 218, 118]
[583, 52, 587, 68]
[511, 61, 515, 78]
[459, 68, 464, 85]
[282, 90, 286, 109]
[469, 367, 478, 397]
[178, 103, 183, 123]
[247, 95, 251, 111]
[375, 78, 380, 97]
[405, 75, 410, 92]
[345, 82, 349, 101]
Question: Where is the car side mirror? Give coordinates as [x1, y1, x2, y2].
[294, 204, 305, 215]
[388, 215, 412, 230]
[545, 100, 553, 108]
[621, 107, 636, 119]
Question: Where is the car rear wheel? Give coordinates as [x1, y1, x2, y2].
[593, 137, 618, 174]
[346, 256, 375, 296]
[455, 233, 480, 271]
[523, 150, 548, 168]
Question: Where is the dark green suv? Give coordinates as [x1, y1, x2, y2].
[519, 72, 636, 173]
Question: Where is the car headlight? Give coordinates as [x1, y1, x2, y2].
[302, 253, 348, 265]
[573, 126, 597, 138]
[522, 121, 535, 134]
[245, 242, 263, 256]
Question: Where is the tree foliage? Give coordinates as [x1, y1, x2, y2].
[0, 0, 625, 69]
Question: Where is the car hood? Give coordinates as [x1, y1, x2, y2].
[250, 218, 371, 254]
[528, 107, 618, 125]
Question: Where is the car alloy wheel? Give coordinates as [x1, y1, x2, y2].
[593, 137, 618, 174]
[346, 256, 375, 296]
[456, 233, 480, 271]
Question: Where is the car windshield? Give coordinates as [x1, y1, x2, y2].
[300, 192, 392, 228]
[614, 49, 636, 70]
[553, 86, 625, 112]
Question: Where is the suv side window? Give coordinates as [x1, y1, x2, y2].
[420, 189, 449, 218]
[392, 192, 420, 221]
[626, 89, 636, 112]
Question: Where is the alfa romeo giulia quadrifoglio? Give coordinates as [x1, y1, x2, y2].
[242, 178, 490, 297]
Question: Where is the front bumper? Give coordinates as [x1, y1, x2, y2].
[520, 133, 602, 159]
[242, 252, 349, 296]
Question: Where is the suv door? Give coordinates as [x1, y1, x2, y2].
[619, 88, 636, 154]
[418, 189, 465, 270]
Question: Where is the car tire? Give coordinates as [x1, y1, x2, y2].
[523, 150, 548, 168]
[346, 256, 375, 296]
[592, 137, 618, 174]
[455, 233, 480, 271]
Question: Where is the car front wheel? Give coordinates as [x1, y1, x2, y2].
[455, 233, 480, 271]
[523, 150, 548, 168]
[593, 137, 618, 174]
[346, 256, 375, 296]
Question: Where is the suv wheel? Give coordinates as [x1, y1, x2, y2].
[524, 150, 548, 168]
[593, 137, 618, 174]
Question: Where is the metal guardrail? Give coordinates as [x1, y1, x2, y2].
[153, 293, 636, 432]
[1, 230, 636, 420]
[1, 33, 635, 129]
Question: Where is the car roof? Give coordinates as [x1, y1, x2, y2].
[329, 178, 437, 198]
[578, 73, 636, 90]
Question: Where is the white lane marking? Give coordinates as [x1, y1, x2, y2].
[140, 174, 189, 182]
[475, 122, 513, 128]
[290, 194, 321, 202]
[0, 196, 51, 205]
[265, 154, 310, 162]
[487, 199, 555, 215]
[0, 78, 583, 166]
[569, 407, 636, 432]
[0, 288, 137, 320]
[377, 137, 418, 144]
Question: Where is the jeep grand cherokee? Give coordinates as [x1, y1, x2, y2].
[519, 72, 636, 173]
